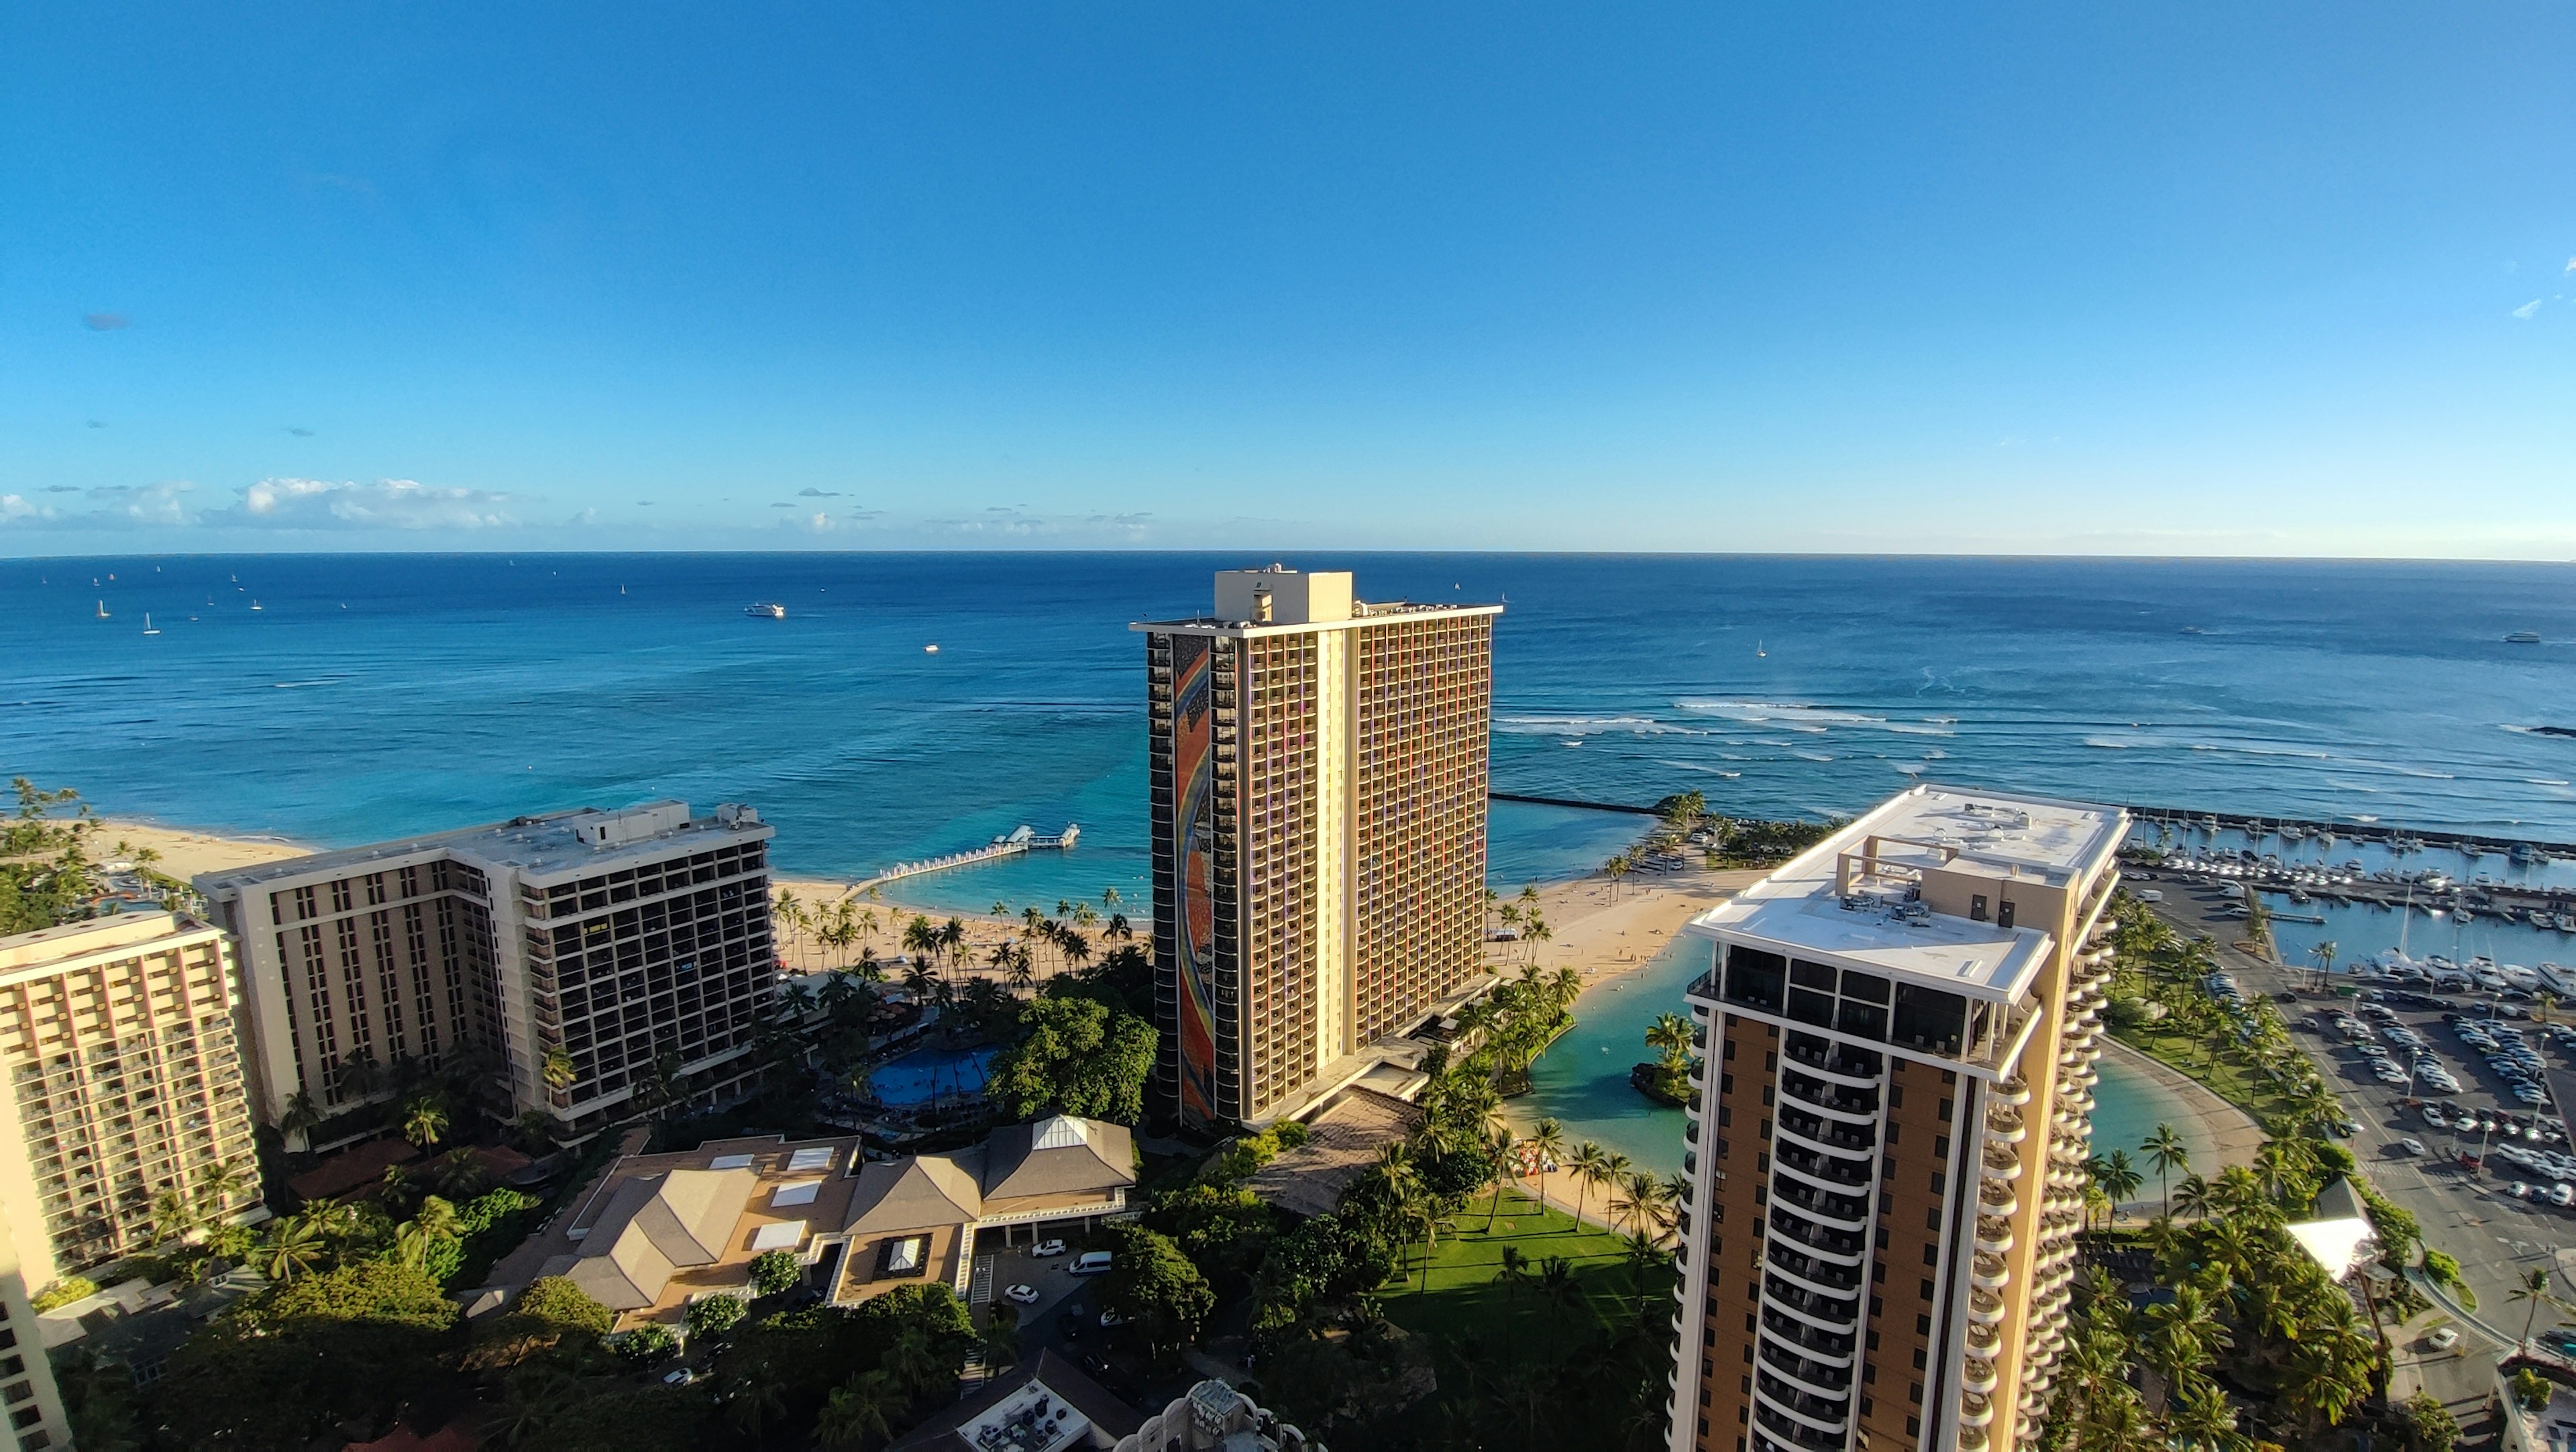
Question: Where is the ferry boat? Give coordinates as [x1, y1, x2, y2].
[744, 603, 786, 619]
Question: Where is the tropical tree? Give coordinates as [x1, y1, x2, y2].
[2307, 938, 2338, 986]
[2143, 1123, 2190, 1220]
[2087, 1149, 2143, 1229]
[818, 1370, 902, 1448]
[540, 1047, 578, 1095]
[259, 1212, 329, 1284]
[1483, 1127, 1519, 1233]
[399, 1094, 449, 1151]
[2511, 1266, 2572, 1355]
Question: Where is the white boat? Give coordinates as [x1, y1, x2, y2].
[140, 613, 158, 637]
[744, 603, 786, 619]
[924, 643, 941, 654]
[2506, 631, 2542, 644]
[94, 599, 109, 619]
[250, 600, 262, 611]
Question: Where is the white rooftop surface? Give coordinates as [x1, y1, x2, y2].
[749, 1221, 805, 1251]
[194, 800, 767, 890]
[961, 1381, 1091, 1452]
[1689, 785, 2123, 1000]
[2284, 1214, 2378, 1281]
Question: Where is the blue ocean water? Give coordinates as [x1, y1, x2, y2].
[6, 554, 2576, 917]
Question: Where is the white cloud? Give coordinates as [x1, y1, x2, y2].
[0, 493, 50, 523]
[2565, 257, 2575, 274]
[224, 476, 515, 529]
[2513, 298, 2542, 319]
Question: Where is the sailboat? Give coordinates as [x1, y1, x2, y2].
[250, 600, 263, 611]
[94, 600, 109, 619]
[1756, 639, 1767, 658]
[142, 613, 160, 636]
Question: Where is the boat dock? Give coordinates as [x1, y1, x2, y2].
[839, 823, 1079, 900]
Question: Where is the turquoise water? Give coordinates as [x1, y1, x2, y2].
[1512, 937, 2201, 1184]
[872, 1045, 998, 1106]
[2087, 1051, 2225, 1200]
[1512, 933, 1708, 1174]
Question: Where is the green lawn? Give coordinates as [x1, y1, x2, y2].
[2108, 1020, 2298, 1125]
[1378, 1189, 1674, 1351]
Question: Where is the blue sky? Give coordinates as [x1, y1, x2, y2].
[4, 4, 2571, 556]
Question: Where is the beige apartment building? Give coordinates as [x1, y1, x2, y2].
[1665, 785, 2124, 1452]
[0, 913, 264, 1296]
[197, 800, 777, 1140]
[0, 1222, 71, 1452]
[1136, 567, 1498, 1127]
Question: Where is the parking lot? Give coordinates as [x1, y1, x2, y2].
[2151, 881, 2576, 1414]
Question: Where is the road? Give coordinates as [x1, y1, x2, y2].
[2141, 874, 2574, 1418]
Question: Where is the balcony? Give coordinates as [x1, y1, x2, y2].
[1962, 1355, 1999, 1395]
[1983, 1106, 2027, 1146]
[1754, 1403, 1847, 1452]
[1781, 1039, 1883, 1086]
[1777, 1108, 1876, 1158]
[1759, 1339, 1854, 1397]
[1971, 1251, 2011, 1292]
[1966, 1288, 2007, 1326]
[1774, 1179, 1871, 1229]
[1764, 1273, 1860, 1327]
[1960, 1392, 1996, 1429]
[1779, 1069, 1879, 1120]
[1775, 1141, 1872, 1190]
[1756, 1372, 1851, 1430]
[1978, 1180, 2020, 1218]
[1992, 1074, 2031, 1106]
[1974, 1216, 2015, 1255]
[1981, 1145, 2023, 1182]
[1761, 1308, 1854, 1363]
[1769, 1208, 1865, 1262]
[1768, 1242, 1863, 1296]
[1964, 1319, 2002, 1355]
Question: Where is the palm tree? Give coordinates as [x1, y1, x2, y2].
[1645, 1013, 1695, 1074]
[2143, 1123, 2190, 1220]
[2163, 1380, 2239, 1452]
[2087, 1149, 2143, 1227]
[991, 900, 1012, 919]
[1538, 1253, 1589, 1324]
[1526, 1117, 1566, 1191]
[2512, 1267, 2572, 1355]
[394, 1195, 460, 1269]
[2308, 938, 2338, 987]
[1483, 1127, 1519, 1233]
[982, 1304, 1023, 1371]
[1492, 1244, 1529, 1304]
[541, 1047, 578, 1096]
[1568, 1142, 1610, 1228]
[260, 1212, 329, 1283]
[1621, 1229, 1666, 1318]
[818, 1370, 901, 1448]
[400, 1094, 449, 1151]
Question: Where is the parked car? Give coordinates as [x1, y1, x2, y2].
[1030, 1239, 1067, 1258]
[1071, 1251, 1115, 1276]
[2426, 1327, 2461, 1351]
[1004, 1284, 1040, 1305]
[663, 1367, 698, 1387]
[2399, 1138, 2427, 1156]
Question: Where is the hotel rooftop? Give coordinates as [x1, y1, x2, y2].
[1690, 784, 2125, 1004]
[195, 800, 767, 890]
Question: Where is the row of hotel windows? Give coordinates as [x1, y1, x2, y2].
[533, 843, 766, 916]
[270, 859, 488, 925]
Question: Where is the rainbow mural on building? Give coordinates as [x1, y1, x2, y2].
[1165, 633, 1223, 1123]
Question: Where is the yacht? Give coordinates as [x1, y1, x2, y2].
[744, 603, 786, 619]
[141, 613, 158, 637]
[2506, 631, 2542, 644]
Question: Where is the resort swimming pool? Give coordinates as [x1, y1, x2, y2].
[873, 1045, 1000, 1106]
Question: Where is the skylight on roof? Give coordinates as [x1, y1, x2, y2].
[749, 1221, 804, 1251]
[771, 1180, 820, 1207]
[1032, 1115, 1087, 1151]
[788, 1146, 836, 1172]
[709, 1153, 755, 1170]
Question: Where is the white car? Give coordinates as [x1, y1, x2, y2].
[2427, 1327, 2462, 1351]
[2554, 1184, 2575, 1208]
[663, 1367, 698, 1387]
[1003, 1284, 1040, 1305]
[1029, 1239, 1067, 1258]
[1098, 1308, 1128, 1327]
[2510, 1182, 2532, 1198]
[2400, 1138, 2428, 1155]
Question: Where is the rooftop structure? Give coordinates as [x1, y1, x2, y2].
[1135, 566, 1499, 1127]
[196, 800, 775, 1138]
[1114, 1378, 1323, 1452]
[0, 912, 264, 1288]
[2502, 1362, 2576, 1452]
[885, 1349, 1143, 1452]
[1666, 784, 2127, 1452]
[501, 1116, 1136, 1327]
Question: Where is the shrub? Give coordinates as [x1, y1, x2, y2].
[616, 1323, 680, 1365]
[749, 1249, 802, 1297]
[32, 1276, 97, 1312]
[686, 1293, 747, 1340]
[517, 1275, 616, 1337]
[1272, 1119, 1310, 1150]
[2403, 1389, 2458, 1452]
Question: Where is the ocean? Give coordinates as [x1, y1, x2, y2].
[7, 553, 2576, 925]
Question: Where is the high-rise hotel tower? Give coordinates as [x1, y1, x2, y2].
[1665, 785, 2124, 1452]
[1135, 567, 1499, 1127]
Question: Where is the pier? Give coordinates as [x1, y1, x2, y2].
[839, 823, 1079, 900]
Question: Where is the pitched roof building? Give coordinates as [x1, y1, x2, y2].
[498, 1115, 1136, 1327]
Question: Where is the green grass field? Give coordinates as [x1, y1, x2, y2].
[2108, 1020, 2298, 1124]
[1377, 1188, 1673, 1351]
